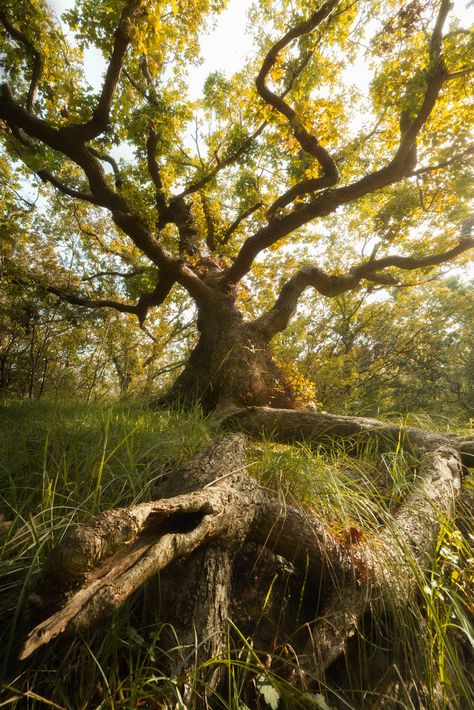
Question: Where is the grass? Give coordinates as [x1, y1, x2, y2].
[0, 400, 473, 709]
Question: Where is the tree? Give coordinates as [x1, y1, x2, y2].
[1, 0, 473, 410]
[1, 1, 474, 707]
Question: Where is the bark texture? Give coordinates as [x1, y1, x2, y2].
[226, 406, 474, 466]
[17, 411, 470, 710]
[300, 445, 464, 681]
[158, 295, 298, 411]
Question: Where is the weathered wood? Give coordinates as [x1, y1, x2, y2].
[300, 446, 463, 679]
[20, 435, 268, 661]
[304, 585, 369, 674]
[20, 492, 226, 659]
[161, 544, 234, 706]
[225, 406, 472, 465]
[18, 419, 467, 708]
[248, 495, 356, 584]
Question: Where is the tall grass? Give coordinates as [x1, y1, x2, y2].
[251, 435, 474, 709]
[0, 401, 472, 709]
[0, 400, 216, 705]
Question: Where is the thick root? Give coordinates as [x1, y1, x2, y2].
[18, 413, 466, 705]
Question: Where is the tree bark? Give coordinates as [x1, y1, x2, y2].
[17, 411, 469, 710]
[159, 301, 297, 411]
[225, 406, 474, 466]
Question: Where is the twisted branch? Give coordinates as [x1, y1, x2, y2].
[252, 237, 474, 338]
[224, 0, 452, 284]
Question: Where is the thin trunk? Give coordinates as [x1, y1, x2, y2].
[27, 319, 36, 399]
[0, 355, 7, 395]
[38, 357, 48, 398]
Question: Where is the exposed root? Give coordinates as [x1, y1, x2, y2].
[302, 584, 369, 676]
[20, 493, 225, 659]
[16, 411, 467, 705]
[298, 445, 463, 682]
[224, 406, 473, 466]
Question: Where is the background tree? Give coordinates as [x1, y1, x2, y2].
[0, 147, 195, 398]
[0, 0, 473, 411]
[274, 276, 474, 416]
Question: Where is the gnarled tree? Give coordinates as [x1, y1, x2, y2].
[1, 0, 474, 707]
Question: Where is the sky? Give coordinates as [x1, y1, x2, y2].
[48, 0, 255, 99]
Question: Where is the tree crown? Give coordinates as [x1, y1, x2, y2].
[0, 0, 473, 333]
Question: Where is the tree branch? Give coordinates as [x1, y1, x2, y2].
[410, 145, 474, 176]
[0, 84, 182, 279]
[48, 274, 178, 324]
[0, 83, 128, 212]
[175, 122, 267, 199]
[201, 193, 217, 252]
[170, 24, 321, 208]
[252, 237, 474, 339]
[446, 66, 474, 79]
[36, 169, 102, 205]
[47, 285, 140, 316]
[256, 0, 339, 213]
[266, 177, 334, 217]
[59, 0, 145, 142]
[221, 202, 264, 245]
[146, 128, 168, 215]
[135, 273, 176, 324]
[88, 147, 123, 188]
[0, 9, 44, 112]
[81, 268, 147, 282]
[224, 0, 452, 284]
[7, 264, 174, 323]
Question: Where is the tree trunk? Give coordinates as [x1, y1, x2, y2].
[159, 299, 297, 411]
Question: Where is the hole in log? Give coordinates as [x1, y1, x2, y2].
[146, 510, 207, 536]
